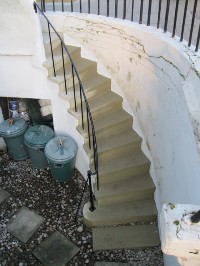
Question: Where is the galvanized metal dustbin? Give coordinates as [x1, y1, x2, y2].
[24, 125, 55, 169]
[45, 136, 78, 182]
[0, 118, 29, 160]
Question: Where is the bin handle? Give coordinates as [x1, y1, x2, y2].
[58, 138, 64, 156]
[9, 118, 14, 125]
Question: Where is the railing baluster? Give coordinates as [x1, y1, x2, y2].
[80, 0, 82, 13]
[172, 0, 179, 37]
[164, 0, 170, 32]
[139, 0, 144, 24]
[48, 22, 56, 77]
[180, 0, 188, 41]
[61, 43, 67, 94]
[147, 0, 152, 26]
[123, 0, 126, 20]
[188, 0, 197, 47]
[53, 0, 55, 11]
[62, 0, 64, 12]
[115, 0, 118, 18]
[107, 0, 109, 17]
[88, 0, 90, 14]
[71, 0, 73, 12]
[157, 0, 162, 28]
[42, 0, 46, 12]
[195, 23, 200, 52]
[80, 85, 84, 130]
[86, 108, 91, 149]
[72, 67, 77, 112]
[98, 0, 100, 15]
[131, 0, 134, 22]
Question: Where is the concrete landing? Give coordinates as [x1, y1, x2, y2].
[33, 231, 79, 266]
[0, 187, 10, 205]
[93, 224, 160, 251]
[7, 206, 45, 243]
[95, 263, 130, 266]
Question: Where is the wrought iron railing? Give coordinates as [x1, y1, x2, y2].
[33, 2, 98, 212]
[38, 0, 200, 52]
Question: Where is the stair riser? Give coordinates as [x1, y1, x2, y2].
[84, 214, 157, 227]
[99, 163, 150, 184]
[87, 141, 142, 162]
[96, 189, 155, 206]
[77, 119, 132, 143]
[74, 101, 122, 125]
[45, 39, 61, 55]
[58, 65, 97, 92]
[69, 84, 111, 108]
[47, 50, 80, 76]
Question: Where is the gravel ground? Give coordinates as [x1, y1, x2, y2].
[0, 153, 164, 266]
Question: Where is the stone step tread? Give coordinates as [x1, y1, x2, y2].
[70, 91, 122, 118]
[43, 45, 80, 68]
[92, 224, 160, 251]
[43, 32, 62, 44]
[94, 174, 155, 200]
[83, 198, 157, 226]
[77, 109, 132, 139]
[43, 32, 63, 54]
[48, 58, 96, 83]
[58, 74, 111, 101]
[95, 263, 130, 266]
[98, 150, 150, 176]
[84, 130, 141, 157]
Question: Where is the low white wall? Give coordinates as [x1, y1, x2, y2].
[0, 1, 89, 178]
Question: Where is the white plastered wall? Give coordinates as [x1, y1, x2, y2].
[0, 1, 89, 178]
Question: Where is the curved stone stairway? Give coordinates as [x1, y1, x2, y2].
[42, 31, 160, 250]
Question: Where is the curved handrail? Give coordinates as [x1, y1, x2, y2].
[34, 2, 99, 191]
[38, 0, 200, 52]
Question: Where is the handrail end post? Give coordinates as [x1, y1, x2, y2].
[87, 170, 96, 212]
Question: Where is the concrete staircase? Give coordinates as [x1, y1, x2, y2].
[42, 31, 159, 249]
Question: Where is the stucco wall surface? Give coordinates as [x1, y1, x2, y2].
[0, 2, 89, 178]
[43, 13, 200, 211]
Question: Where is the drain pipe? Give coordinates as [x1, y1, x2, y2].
[160, 203, 200, 266]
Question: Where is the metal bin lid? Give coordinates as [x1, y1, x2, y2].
[45, 136, 78, 163]
[0, 118, 27, 138]
[24, 125, 54, 148]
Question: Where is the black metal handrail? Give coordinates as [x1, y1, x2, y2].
[34, 2, 99, 202]
[38, 0, 200, 52]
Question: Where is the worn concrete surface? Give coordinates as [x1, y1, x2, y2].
[7, 206, 45, 243]
[33, 231, 80, 266]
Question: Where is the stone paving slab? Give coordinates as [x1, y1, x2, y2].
[7, 206, 45, 243]
[93, 224, 159, 251]
[95, 262, 131, 266]
[33, 231, 80, 266]
[0, 187, 10, 205]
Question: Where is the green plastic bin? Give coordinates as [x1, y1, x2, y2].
[24, 125, 55, 169]
[0, 118, 28, 160]
[45, 136, 78, 182]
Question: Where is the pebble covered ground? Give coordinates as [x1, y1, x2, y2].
[0, 153, 164, 266]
